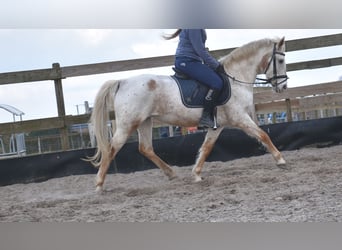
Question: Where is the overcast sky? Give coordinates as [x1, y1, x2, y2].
[0, 29, 342, 123]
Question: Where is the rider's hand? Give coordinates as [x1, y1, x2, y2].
[215, 64, 225, 74]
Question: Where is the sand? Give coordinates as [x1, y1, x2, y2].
[0, 145, 341, 222]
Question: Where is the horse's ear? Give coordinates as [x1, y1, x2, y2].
[278, 36, 285, 49]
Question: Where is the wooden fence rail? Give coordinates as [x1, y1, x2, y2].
[254, 80, 342, 122]
[1, 33, 342, 151]
[1, 33, 342, 85]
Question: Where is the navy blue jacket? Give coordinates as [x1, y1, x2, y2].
[175, 29, 220, 70]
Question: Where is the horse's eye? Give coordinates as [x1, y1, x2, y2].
[278, 59, 284, 64]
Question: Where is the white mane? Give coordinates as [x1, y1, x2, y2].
[220, 37, 282, 67]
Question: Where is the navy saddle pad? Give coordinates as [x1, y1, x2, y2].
[171, 74, 231, 108]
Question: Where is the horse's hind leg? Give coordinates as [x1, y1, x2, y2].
[137, 119, 176, 179]
[192, 127, 223, 182]
[95, 127, 132, 192]
[95, 149, 115, 192]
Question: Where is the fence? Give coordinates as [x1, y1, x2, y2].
[0, 33, 342, 156]
[254, 80, 342, 124]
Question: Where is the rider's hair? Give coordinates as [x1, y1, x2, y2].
[163, 29, 182, 40]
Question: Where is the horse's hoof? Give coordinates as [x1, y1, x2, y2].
[276, 158, 286, 166]
[194, 175, 203, 182]
[276, 158, 289, 170]
[169, 174, 178, 181]
[95, 185, 103, 193]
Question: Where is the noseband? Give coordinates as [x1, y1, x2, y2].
[256, 43, 288, 88]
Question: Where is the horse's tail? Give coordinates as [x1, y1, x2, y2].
[87, 80, 120, 168]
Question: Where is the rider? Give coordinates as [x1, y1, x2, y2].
[164, 29, 225, 128]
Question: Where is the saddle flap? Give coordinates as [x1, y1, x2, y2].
[171, 75, 231, 108]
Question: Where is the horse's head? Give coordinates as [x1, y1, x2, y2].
[264, 37, 288, 93]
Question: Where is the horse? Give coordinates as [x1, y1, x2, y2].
[89, 37, 288, 192]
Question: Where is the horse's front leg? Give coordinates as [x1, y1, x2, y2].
[192, 127, 224, 182]
[237, 116, 286, 166]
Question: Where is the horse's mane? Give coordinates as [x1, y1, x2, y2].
[220, 38, 281, 67]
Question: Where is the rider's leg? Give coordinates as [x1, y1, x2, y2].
[198, 88, 221, 128]
[175, 57, 223, 128]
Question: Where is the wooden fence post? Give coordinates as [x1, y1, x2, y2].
[285, 98, 293, 122]
[272, 112, 276, 124]
[52, 63, 70, 151]
[53, 63, 65, 117]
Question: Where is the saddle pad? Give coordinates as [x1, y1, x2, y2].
[171, 75, 231, 108]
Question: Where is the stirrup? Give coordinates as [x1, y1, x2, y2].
[212, 111, 218, 130]
[212, 107, 219, 130]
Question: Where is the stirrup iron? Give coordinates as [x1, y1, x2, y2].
[212, 107, 219, 130]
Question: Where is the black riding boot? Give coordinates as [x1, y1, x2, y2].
[198, 89, 220, 128]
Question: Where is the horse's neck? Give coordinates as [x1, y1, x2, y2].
[225, 46, 269, 83]
[226, 62, 258, 84]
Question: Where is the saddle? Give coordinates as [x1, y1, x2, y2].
[171, 67, 231, 108]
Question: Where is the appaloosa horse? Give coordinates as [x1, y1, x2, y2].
[89, 37, 288, 192]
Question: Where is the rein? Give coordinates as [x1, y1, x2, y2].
[224, 43, 288, 87]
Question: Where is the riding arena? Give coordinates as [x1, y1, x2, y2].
[0, 33, 341, 222]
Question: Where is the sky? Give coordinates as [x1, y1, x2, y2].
[0, 29, 342, 123]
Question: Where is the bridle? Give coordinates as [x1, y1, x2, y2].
[256, 43, 288, 87]
[225, 43, 288, 89]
